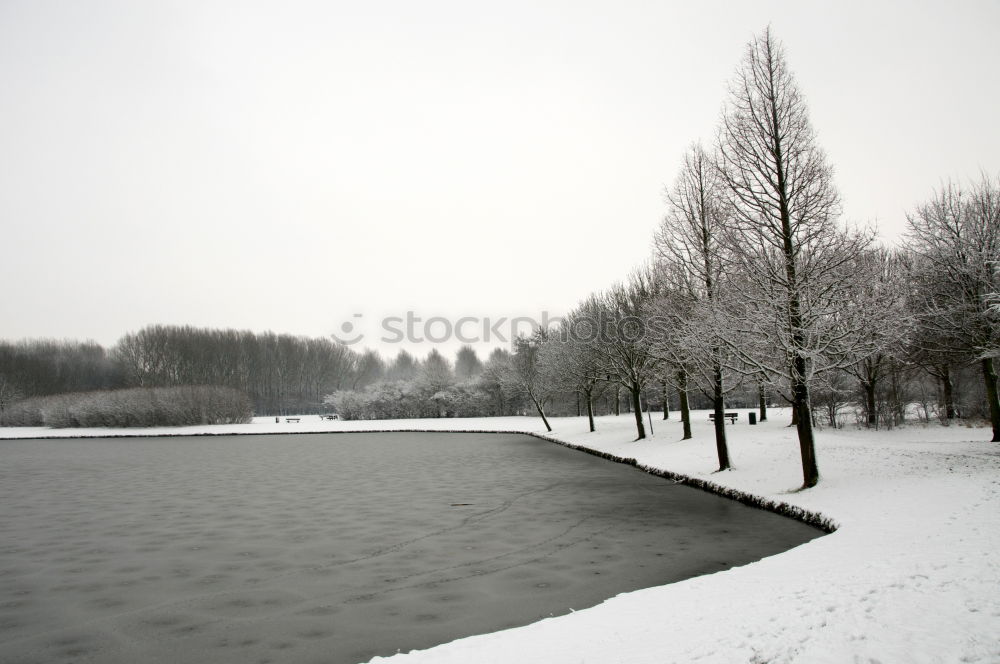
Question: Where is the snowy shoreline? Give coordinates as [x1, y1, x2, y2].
[3, 411, 998, 663]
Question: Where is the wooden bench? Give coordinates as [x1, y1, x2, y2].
[286, 417, 300, 423]
[709, 412, 739, 424]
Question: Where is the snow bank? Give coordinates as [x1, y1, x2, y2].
[3, 410, 998, 663]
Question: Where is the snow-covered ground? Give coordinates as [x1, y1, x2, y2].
[3, 410, 998, 663]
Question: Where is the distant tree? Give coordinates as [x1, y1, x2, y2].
[645, 264, 696, 440]
[503, 331, 556, 431]
[420, 349, 453, 390]
[351, 349, 385, 390]
[433, 382, 491, 418]
[0, 374, 22, 419]
[589, 269, 661, 441]
[385, 349, 420, 382]
[478, 348, 514, 415]
[454, 345, 484, 381]
[809, 369, 853, 428]
[841, 247, 912, 428]
[417, 349, 454, 416]
[540, 310, 605, 432]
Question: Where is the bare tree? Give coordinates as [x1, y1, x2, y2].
[503, 331, 555, 431]
[589, 269, 661, 441]
[716, 27, 875, 487]
[905, 175, 1000, 440]
[540, 310, 606, 432]
[841, 247, 912, 427]
[654, 143, 733, 467]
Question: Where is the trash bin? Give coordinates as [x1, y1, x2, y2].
[749, 412, 757, 425]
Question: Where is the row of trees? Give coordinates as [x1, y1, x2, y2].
[489, 28, 998, 489]
[0, 326, 384, 417]
[0, 340, 122, 411]
[326, 347, 508, 420]
[0, 327, 695, 426]
[324, 341, 694, 422]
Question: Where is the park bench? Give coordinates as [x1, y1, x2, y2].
[709, 412, 739, 424]
[286, 417, 300, 423]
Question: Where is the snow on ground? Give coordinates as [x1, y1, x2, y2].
[3, 410, 999, 663]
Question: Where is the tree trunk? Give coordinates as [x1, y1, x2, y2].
[863, 380, 877, 428]
[890, 362, 903, 427]
[630, 386, 646, 440]
[678, 370, 692, 440]
[531, 397, 552, 432]
[758, 380, 768, 421]
[614, 386, 621, 416]
[662, 381, 670, 420]
[576, 392, 581, 417]
[712, 362, 730, 471]
[585, 390, 595, 432]
[941, 365, 956, 420]
[793, 364, 819, 488]
[982, 357, 1000, 442]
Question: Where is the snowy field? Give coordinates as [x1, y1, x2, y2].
[3, 410, 999, 663]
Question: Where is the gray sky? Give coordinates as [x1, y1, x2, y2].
[2, 0, 998, 359]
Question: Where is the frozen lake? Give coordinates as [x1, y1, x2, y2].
[0, 432, 823, 663]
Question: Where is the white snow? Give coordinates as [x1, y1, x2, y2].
[3, 410, 998, 663]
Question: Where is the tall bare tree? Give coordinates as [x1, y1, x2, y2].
[716, 27, 874, 487]
[654, 143, 733, 468]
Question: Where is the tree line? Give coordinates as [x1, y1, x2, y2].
[324, 341, 705, 421]
[0, 329, 712, 425]
[1, 326, 367, 418]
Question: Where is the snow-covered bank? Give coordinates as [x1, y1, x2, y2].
[3, 411, 998, 663]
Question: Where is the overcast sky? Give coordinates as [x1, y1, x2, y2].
[2, 0, 998, 359]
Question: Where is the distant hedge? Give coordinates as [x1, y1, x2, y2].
[0, 386, 253, 428]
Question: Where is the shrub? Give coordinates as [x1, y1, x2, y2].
[0, 386, 253, 428]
